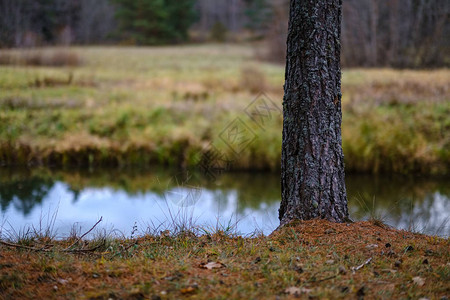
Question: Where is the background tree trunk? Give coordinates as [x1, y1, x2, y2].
[279, 0, 349, 225]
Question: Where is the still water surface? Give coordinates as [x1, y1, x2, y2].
[1, 168, 449, 237]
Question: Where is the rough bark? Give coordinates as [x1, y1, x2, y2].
[279, 0, 349, 225]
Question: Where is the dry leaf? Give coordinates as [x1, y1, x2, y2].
[285, 286, 311, 295]
[180, 286, 197, 294]
[366, 244, 379, 250]
[412, 276, 425, 286]
[285, 287, 301, 295]
[57, 278, 68, 285]
[200, 261, 225, 270]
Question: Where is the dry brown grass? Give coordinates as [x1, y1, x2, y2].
[0, 219, 448, 299]
[0, 49, 82, 67]
[239, 64, 268, 93]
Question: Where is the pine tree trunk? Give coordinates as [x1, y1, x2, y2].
[279, 0, 349, 225]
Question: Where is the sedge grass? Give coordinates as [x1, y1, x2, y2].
[0, 45, 448, 174]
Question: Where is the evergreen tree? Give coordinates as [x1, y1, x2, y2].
[167, 0, 197, 42]
[243, 0, 272, 38]
[112, 0, 197, 45]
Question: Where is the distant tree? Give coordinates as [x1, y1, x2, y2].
[192, 0, 246, 41]
[0, 0, 25, 47]
[0, 0, 79, 47]
[279, 0, 349, 225]
[341, 0, 449, 67]
[260, 0, 449, 68]
[243, 0, 272, 38]
[112, 0, 197, 45]
[75, 0, 116, 44]
[167, 0, 198, 41]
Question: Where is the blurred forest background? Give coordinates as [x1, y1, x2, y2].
[1, 0, 449, 68]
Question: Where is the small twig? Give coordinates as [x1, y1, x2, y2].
[351, 257, 372, 274]
[64, 243, 104, 253]
[64, 217, 102, 251]
[0, 240, 50, 252]
[1, 238, 103, 254]
[317, 275, 337, 282]
[1, 216, 104, 255]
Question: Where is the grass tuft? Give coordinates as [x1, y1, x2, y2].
[0, 49, 82, 67]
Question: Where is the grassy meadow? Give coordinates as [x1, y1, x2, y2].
[0, 45, 449, 174]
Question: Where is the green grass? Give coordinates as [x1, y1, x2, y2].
[0, 46, 449, 174]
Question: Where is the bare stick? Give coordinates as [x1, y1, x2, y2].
[0, 240, 49, 252]
[64, 217, 103, 251]
[351, 257, 373, 274]
[0, 239, 102, 254]
[317, 275, 337, 282]
[64, 243, 104, 253]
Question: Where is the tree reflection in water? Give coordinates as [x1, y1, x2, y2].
[0, 176, 54, 216]
[0, 168, 448, 236]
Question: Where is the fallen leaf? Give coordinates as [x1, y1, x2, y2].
[284, 286, 312, 295]
[200, 261, 225, 270]
[366, 244, 379, 250]
[285, 287, 301, 295]
[180, 286, 197, 294]
[412, 276, 425, 287]
[57, 278, 68, 285]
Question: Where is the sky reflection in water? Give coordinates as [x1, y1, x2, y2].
[1, 169, 449, 238]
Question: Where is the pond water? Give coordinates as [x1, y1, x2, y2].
[1, 168, 449, 238]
